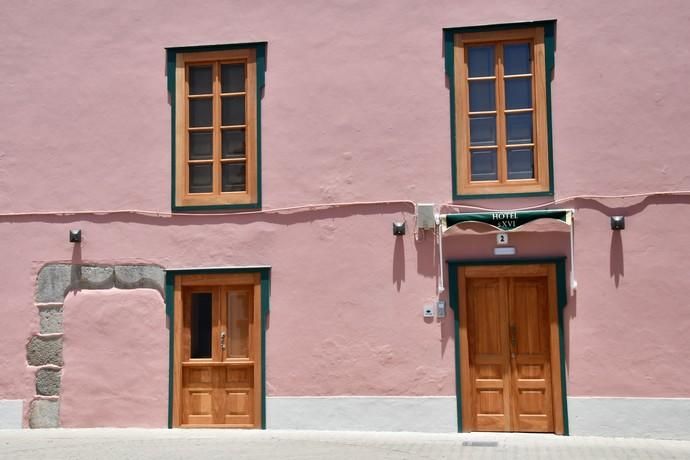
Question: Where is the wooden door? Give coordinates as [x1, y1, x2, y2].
[173, 273, 262, 428]
[459, 264, 563, 434]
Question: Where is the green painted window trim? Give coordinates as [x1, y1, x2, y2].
[165, 266, 271, 429]
[447, 257, 569, 435]
[166, 42, 267, 213]
[443, 20, 556, 201]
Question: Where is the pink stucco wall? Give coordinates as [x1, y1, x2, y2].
[61, 289, 167, 427]
[1, 0, 690, 427]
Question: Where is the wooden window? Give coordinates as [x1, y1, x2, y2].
[175, 49, 258, 208]
[454, 28, 550, 196]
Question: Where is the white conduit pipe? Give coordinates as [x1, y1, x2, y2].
[437, 216, 445, 295]
[569, 211, 577, 295]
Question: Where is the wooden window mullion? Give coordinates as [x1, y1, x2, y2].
[529, 40, 538, 181]
[496, 43, 506, 184]
[212, 62, 221, 196]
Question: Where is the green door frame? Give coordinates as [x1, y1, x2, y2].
[447, 257, 569, 435]
[164, 266, 271, 429]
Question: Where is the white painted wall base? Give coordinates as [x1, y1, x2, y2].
[0, 400, 23, 429]
[267, 396, 690, 440]
[267, 396, 457, 432]
[567, 397, 690, 440]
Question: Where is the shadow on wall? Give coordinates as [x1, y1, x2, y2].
[415, 230, 437, 279]
[392, 235, 405, 291]
[0, 202, 415, 227]
[568, 194, 690, 289]
[610, 231, 624, 287]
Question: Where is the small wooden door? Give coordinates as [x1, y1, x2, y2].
[173, 273, 262, 428]
[459, 264, 564, 434]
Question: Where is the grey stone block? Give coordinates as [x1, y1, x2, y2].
[36, 264, 73, 303]
[29, 399, 59, 428]
[114, 265, 165, 296]
[38, 305, 63, 334]
[77, 265, 114, 290]
[27, 336, 63, 367]
[36, 368, 61, 396]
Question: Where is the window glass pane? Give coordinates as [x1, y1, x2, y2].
[469, 80, 495, 112]
[221, 63, 245, 93]
[470, 149, 497, 181]
[221, 96, 245, 126]
[227, 291, 250, 358]
[222, 163, 246, 192]
[188, 66, 212, 95]
[504, 43, 531, 75]
[507, 148, 534, 179]
[505, 78, 532, 110]
[189, 131, 212, 160]
[190, 293, 212, 359]
[189, 98, 213, 127]
[468, 46, 495, 77]
[189, 164, 213, 193]
[469, 115, 496, 146]
[222, 129, 245, 158]
[506, 113, 533, 144]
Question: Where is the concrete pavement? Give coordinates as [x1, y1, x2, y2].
[1, 429, 689, 459]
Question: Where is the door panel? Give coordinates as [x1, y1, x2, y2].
[467, 278, 511, 431]
[510, 277, 553, 432]
[461, 265, 562, 434]
[174, 274, 262, 428]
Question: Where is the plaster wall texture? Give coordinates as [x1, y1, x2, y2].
[60, 289, 168, 427]
[0, 0, 689, 429]
[1, 0, 690, 211]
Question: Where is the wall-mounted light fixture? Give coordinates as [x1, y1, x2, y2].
[69, 229, 82, 243]
[392, 222, 406, 236]
[610, 216, 625, 230]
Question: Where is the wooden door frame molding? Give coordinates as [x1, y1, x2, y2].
[447, 257, 569, 435]
[164, 266, 271, 429]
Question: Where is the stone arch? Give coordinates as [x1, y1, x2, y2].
[27, 263, 165, 428]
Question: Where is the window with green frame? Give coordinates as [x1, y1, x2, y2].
[166, 43, 266, 211]
[445, 21, 556, 199]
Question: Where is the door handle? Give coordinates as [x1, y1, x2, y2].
[220, 331, 226, 351]
[510, 325, 517, 358]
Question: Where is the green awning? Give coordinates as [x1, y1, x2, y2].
[438, 208, 577, 295]
[444, 209, 571, 231]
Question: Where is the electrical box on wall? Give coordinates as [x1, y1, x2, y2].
[416, 203, 436, 230]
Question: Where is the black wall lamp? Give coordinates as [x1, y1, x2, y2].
[392, 222, 406, 236]
[610, 216, 625, 230]
[69, 229, 82, 243]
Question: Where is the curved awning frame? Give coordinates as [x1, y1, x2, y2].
[437, 209, 576, 296]
[441, 209, 572, 232]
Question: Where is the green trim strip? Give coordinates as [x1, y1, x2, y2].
[445, 209, 569, 231]
[444, 20, 557, 201]
[554, 259, 570, 435]
[166, 42, 267, 213]
[165, 272, 175, 429]
[165, 266, 271, 429]
[447, 264, 462, 431]
[447, 257, 569, 434]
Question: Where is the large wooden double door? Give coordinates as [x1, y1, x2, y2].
[173, 273, 262, 428]
[459, 264, 564, 433]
